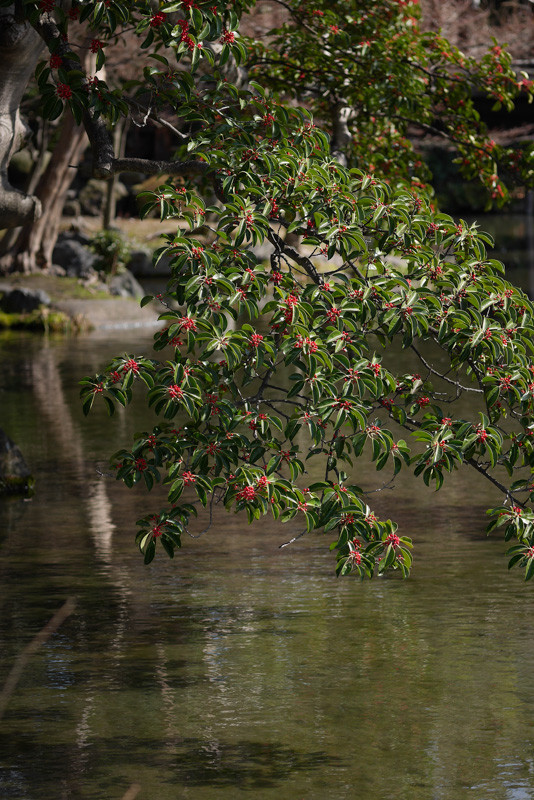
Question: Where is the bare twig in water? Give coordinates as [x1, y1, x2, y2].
[0, 597, 76, 722]
[120, 784, 142, 800]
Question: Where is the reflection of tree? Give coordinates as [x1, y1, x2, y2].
[31, 345, 117, 558]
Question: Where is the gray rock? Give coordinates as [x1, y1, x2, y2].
[79, 178, 128, 216]
[0, 287, 51, 313]
[108, 269, 145, 298]
[0, 428, 33, 495]
[52, 237, 97, 278]
[128, 249, 154, 277]
[62, 198, 81, 217]
[47, 263, 67, 278]
[59, 230, 92, 246]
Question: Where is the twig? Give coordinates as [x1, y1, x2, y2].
[0, 597, 76, 722]
[362, 477, 396, 494]
[410, 343, 483, 393]
[125, 97, 188, 139]
[185, 491, 217, 538]
[279, 529, 307, 548]
[120, 784, 142, 800]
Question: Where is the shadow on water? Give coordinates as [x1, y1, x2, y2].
[168, 739, 342, 789]
[0, 731, 341, 795]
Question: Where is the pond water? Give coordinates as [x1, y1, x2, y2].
[1, 224, 534, 800]
[465, 212, 534, 297]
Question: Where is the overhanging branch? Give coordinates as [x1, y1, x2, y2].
[267, 228, 322, 284]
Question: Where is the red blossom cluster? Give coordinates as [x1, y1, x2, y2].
[176, 19, 196, 51]
[179, 316, 197, 332]
[168, 384, 183, 400]
[123, 359, 139, 373]
[237, 485, 256, 501]
[56, 83, 72, 99]
[220, 29, 235, 44]
[150, 12, 165, 28]
[325, 307, 341, 323]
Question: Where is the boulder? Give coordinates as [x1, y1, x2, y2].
[108, 269, 145, 299]
[128, 249, 154, 277]
[62, 198, 82, 217]
[0, 428, 33, 495]
[52, 236, 98, 279]
[0, 287, 51, 313]
[58, 230, 92, 246]
[79, 178, 128, 216]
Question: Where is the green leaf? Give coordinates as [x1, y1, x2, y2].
[103, 396, 115, 416]
[144, 539, 156, 565]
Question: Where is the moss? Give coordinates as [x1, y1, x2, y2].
[19, 275, 111, 300]
[0, 474, 34, 497]
[0, 307, 86, 333]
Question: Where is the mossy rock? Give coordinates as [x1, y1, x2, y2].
[0, 429, 33, 497]
[0, 306, 78, 332]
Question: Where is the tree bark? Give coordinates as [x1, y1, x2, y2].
[0, 7, 44, 230]
[5, 111, 87, 273]
[0, 24, 96, 274]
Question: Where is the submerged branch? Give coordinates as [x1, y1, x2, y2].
[0, 597, 76, 722]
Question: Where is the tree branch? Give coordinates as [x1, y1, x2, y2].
[0, 597, 76, 722]
[410, 343, 483, 393]
[267, 228, 322, 284]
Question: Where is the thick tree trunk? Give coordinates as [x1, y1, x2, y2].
[0, 7, 44, 230]
[0, 27, 97, 274]
[5, 111, 87, 273]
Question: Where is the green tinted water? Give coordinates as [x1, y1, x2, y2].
[0, 284, 534, 799]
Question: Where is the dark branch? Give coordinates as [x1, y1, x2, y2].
[267, 229, 322, 284]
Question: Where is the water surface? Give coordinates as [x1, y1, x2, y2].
[0, 315, 533, 800]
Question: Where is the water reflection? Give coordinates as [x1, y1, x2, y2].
[0, 330, 534, 799]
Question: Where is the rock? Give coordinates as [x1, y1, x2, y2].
[79, 178, 128, 216]
[78, 179, 108, 216]
[62, 198, 81, 217]
[108, 269, 145, 298]
[0, 428, 33, 495]
[0, 287, 51, 313]
[52, 237, 98, 279]
[128, 249, 156, 277]
[59, 230, 92, 246]
[47, 263, 67, 277]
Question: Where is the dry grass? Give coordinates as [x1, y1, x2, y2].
[66, 215, 181, 250]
